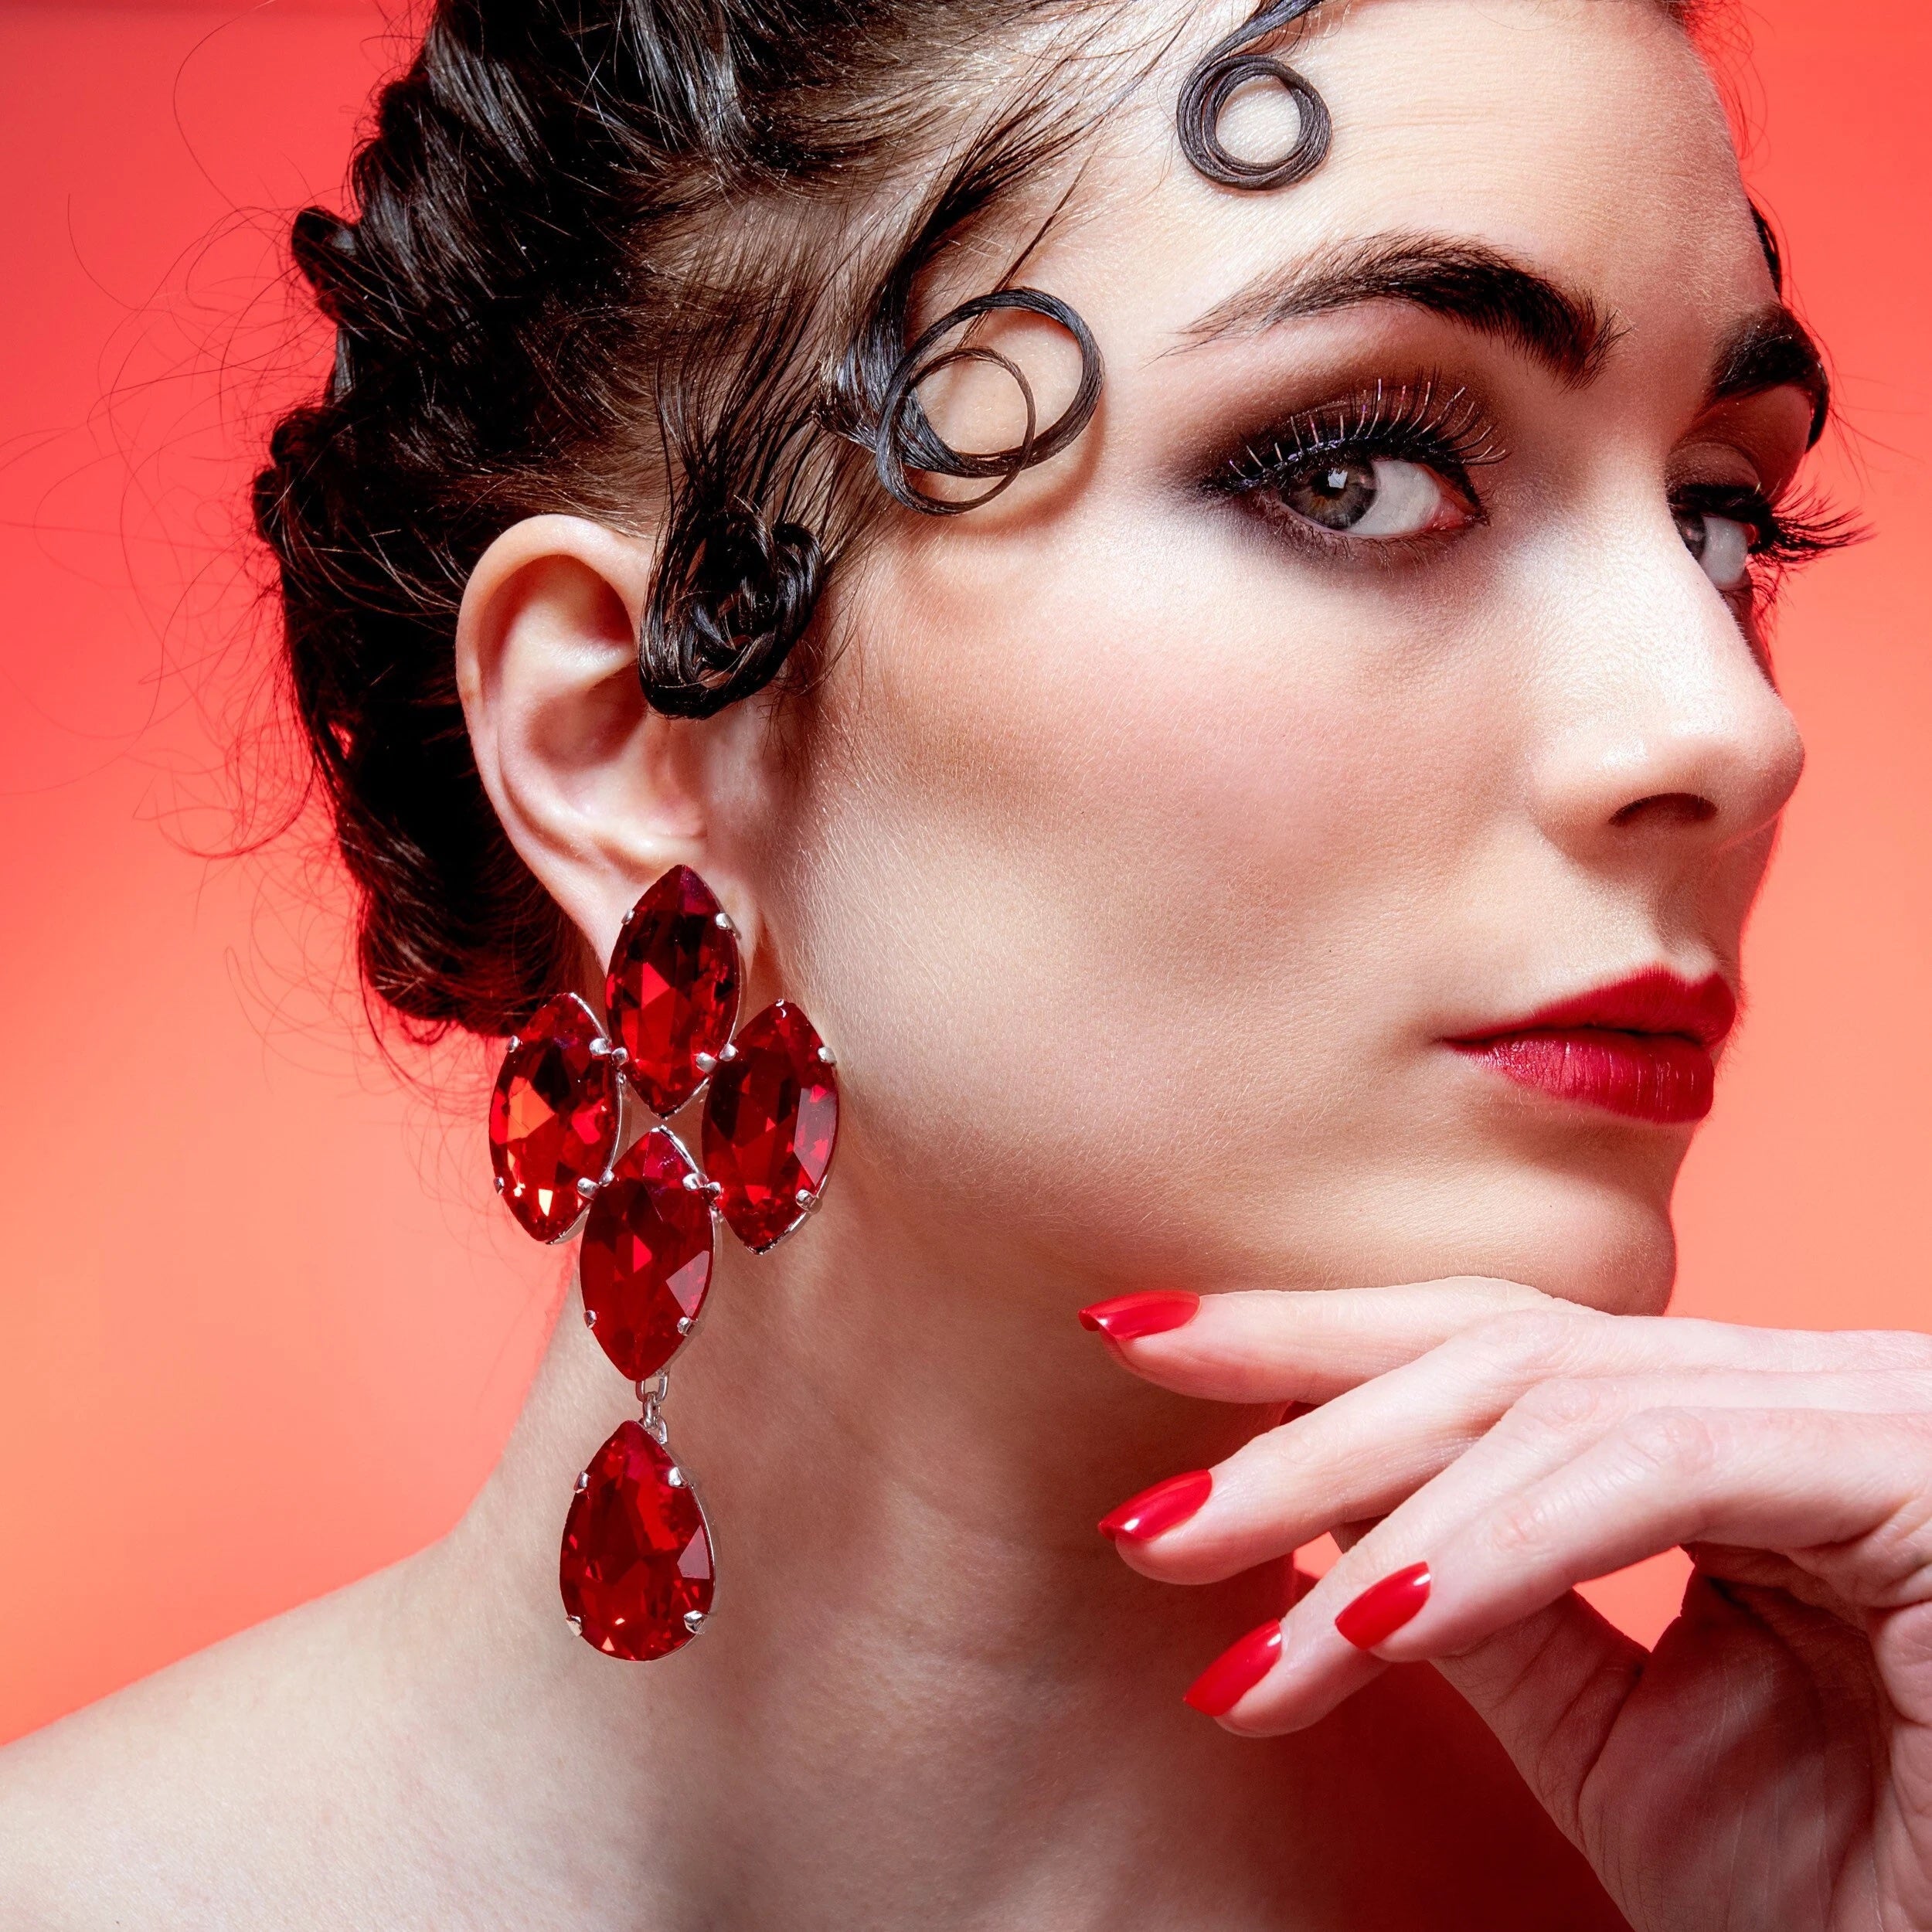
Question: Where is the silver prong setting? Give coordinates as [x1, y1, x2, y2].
[683, 1611, 706, 1635]
[817, 1044, 837, 1066]
[567, 1614, 583, 1634]
[574, 1471, 590, 1492]
[694, 1051, 717, 1075]
[576, 1176, 600, 1199]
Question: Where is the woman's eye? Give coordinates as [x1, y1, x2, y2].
[1277, 454, 1468, 539]
[1675, 506, 1753, 590]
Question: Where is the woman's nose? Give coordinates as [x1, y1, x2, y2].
[1528, 536, 1806, 865]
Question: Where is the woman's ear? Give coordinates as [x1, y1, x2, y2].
[455, 515, 756, 974]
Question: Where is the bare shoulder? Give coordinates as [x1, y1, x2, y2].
[0, 1567, 419, 1930]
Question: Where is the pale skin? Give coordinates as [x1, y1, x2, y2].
[0, 1, 1920, 1927]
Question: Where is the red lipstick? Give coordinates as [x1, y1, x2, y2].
[1449, 969, 1736, 1126]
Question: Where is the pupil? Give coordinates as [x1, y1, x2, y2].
[1289, 454, 1377, 530]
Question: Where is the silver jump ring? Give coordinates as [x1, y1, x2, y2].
[637, 1370, 672, 1442]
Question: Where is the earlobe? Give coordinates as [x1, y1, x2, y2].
[455, 514, 748, 972]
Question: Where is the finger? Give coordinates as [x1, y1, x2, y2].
[1216, 1406, 1932, 1737]
[1083, 1277, 1553, 1404]
[1378, 1406, 1932, 1655]
[1435, 1577, 1932, 1872]
[1117, 1364, 1932, 1586]
[1425, 1594, 1648, 1854]
[1088, 1277, 1932, 1410]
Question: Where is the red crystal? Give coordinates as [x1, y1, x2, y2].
[488, 993, 621, 1243]
[604, 866, 741, 1118]
[702, 1001, 838, 1252]
[560, 1420, 714, 1661]
[579, 1129, 714, 1381]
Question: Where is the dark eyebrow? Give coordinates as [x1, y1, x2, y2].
[1710, 304, 1830, 447]
[1180, 233, 1624, 386]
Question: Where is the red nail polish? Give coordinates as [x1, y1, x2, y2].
[1078, 1291, 1200, 1339]
[1183, 1620, 1282, 1717]
[1098, 1469, 1212, 1542]
[1335, 1562, 1431, 1651]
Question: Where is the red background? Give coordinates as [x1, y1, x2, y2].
[1, 0, 1926, 1744]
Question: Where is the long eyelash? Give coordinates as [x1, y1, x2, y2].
[1211, 377, 1504, 495]
[1751, 487, 1867, 569]
[1674, 479, 1865, 571]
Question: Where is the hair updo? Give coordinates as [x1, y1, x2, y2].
[256, 0, 1723, 1041]
[255, 0, 1135, 1039]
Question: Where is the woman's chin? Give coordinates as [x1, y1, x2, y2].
[1435, 1179, 1680, 1316]
[1200, 1158, 1682, 1316]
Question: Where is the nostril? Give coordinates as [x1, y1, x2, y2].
[1611, 792, 1719, 830]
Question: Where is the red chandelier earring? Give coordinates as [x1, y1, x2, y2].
[486, 864, 839, 1661]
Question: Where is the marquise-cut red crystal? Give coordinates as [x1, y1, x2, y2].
[579, 1128, 714, 1381]
[488, 993, 621, 1243]
[560, 1420, 714, 1662]
[702, 1000, 838, 1252]
[604, 866, 741, 1118]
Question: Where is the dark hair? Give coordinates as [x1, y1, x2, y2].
[257, 0, 1734, 1042]
[254, 0, 1134, 1039]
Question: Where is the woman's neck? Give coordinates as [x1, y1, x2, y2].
[396, 1192, 1577, 1928]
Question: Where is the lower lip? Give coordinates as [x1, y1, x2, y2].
[1453, 1029, 1716, 1125]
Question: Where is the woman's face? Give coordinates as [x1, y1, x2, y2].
[750, 0, 1819, 1315]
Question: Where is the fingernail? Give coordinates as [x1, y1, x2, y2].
[1098, 1468, 1212, 1542]
[1078, 1291, 1200, 1339]
[1335, 1562, 1431, 1651]
[1183, 1620, 1282, 1717]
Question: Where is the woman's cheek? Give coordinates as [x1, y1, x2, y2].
[781, 529, 1482, 1268]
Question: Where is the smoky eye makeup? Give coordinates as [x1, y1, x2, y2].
[1197, 372, 1859, 611]
[1199, 376, 1506, 555]
[1668, 406, 1862, 605]
[1670, 481, 1845, 564]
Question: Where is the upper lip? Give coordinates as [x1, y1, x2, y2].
[1450, 968, 1738, 1050]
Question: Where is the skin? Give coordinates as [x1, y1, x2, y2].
[1109, 1284, 1932, 1928]
[0, 1, 1919, 1927]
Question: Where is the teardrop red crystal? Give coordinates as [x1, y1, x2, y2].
[579, 1129, 714, 1381]
[488, 993, 621, 1243]
[702, 1000, 839, 1252]
[604, 866, 741, 1118]
[560, 1420, 714, 1662]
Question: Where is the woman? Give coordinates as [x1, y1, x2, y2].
[1, 0, 1922, 1923]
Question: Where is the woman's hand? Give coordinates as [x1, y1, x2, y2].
[1089, 1280, 1932, 1932]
